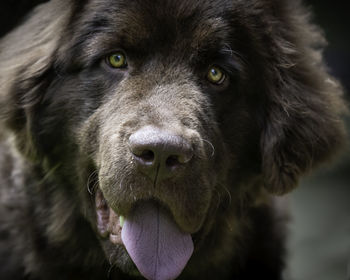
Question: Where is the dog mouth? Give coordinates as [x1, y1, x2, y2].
[95, 188, 194, 280]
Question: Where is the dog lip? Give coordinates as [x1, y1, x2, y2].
[109, 233, 122, 244]
[95, 189, 123, 245]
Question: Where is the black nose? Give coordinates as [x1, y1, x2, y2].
[128, 126, 193, 181]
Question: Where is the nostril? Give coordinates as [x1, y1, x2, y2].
[165, 155, 180, 169]
[132, 149, 155, 165]
[139, 150, 154, 162]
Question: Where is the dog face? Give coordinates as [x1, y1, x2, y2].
[0, 0, 346, 278]
[43, 1, 255, 274]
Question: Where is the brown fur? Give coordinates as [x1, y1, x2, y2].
[0, 0, 347, 279]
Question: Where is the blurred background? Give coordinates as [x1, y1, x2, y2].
[285, 1, 350, 280]
[0, 1, 349, 279]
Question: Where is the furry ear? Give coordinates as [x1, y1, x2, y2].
[260, 3, 347, 195]
[0, 0, 71, 161]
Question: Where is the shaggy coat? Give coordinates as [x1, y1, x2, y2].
[0, 0, 346, 279]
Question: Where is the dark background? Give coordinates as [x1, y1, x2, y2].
[0, 1, 349, 279]
[286, 2, 350, 280]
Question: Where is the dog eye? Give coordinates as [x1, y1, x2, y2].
[107, 52, 127, 68]
[207, 66, 226, 85]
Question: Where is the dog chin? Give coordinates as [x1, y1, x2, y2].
[100, 240, 140, 276]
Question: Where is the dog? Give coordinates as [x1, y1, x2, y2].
[0, 0, 346, 279]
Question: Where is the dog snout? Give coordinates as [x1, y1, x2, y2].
[128, 126, 193, 181]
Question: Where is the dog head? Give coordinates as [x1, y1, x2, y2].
[0, 0, 346, 278]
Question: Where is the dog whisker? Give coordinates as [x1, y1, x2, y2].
[222, 185, 232, 206]
[38, 163, 61, 185]
[108, 252, 115, 265]
[87, 170, 98, 195]
[212, 188, 222, 211]
[119, 175, 126, 190]
[107, 253, 118, 278]
[200, 138, 215, 158]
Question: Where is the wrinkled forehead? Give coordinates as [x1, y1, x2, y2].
[72, 0, 233, 63]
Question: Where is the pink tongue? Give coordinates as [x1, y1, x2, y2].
[121, 202, 194, 280]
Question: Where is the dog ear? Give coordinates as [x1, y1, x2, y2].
[0, 1, 70, 161]
[260, 4, 347, 195]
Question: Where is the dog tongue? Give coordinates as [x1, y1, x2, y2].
[121, 202, 194, 280]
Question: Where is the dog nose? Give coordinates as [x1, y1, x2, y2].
[128, 126, 193, 181]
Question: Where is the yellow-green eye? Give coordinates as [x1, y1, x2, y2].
[207, 66, 225, 84]
[107, 52, 127, 68]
